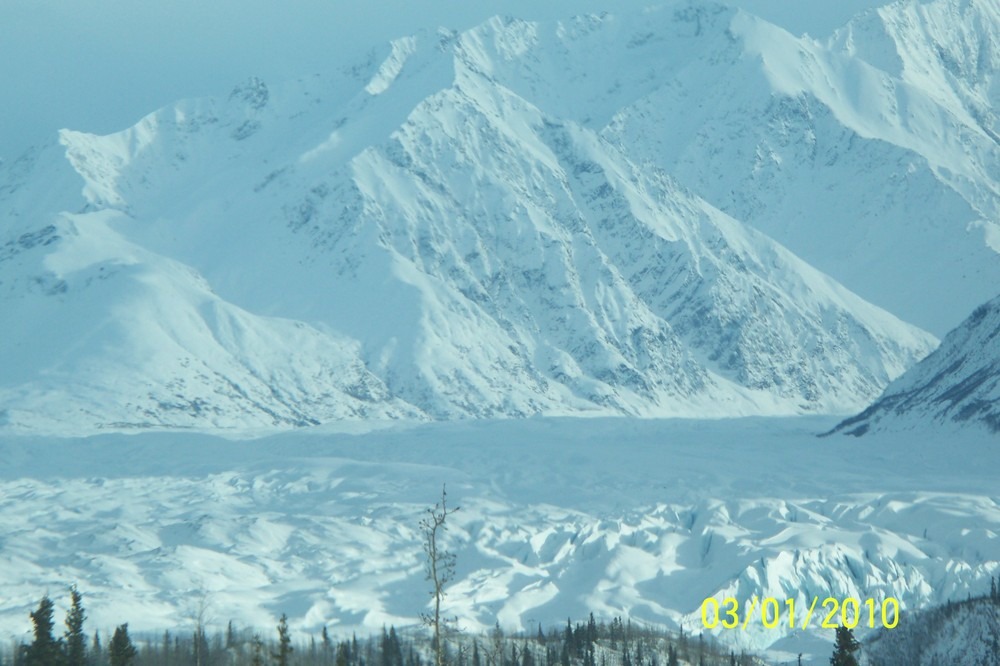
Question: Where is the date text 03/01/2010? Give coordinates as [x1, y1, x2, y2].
[700, 596, 900, 631]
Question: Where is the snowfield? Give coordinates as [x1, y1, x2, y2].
[1, 417, 997, 664]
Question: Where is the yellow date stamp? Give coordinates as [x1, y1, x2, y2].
[701, 596, 900, 630]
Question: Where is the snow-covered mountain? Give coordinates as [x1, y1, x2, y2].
[831, 293, 1000, 436]
[2, 1, 965, 434]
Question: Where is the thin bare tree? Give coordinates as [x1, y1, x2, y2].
[420, 484, 459, 666]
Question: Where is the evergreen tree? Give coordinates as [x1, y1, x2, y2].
[64, 587, 87, 666]
[92, 630, 103, 666]
[666, 646, 678, 666]
[323, 626, 333, 665]
[161, 631, 171, 666]
[572, 625, 585, 659]
[563, 620, 572, 654]
[251, 634, 266, 666]
[490, 624, 504, 666]
[392, 627, 404, 666]
[829, 626, 861, 666]
[273, 613, 293, 666]
[193, 626, 209, 666]
[381, 626, 392, 666]
[108, 624, 136, 666]
[380, 626, 404, 666]
[25, 595, 62, 666]
[522, 643, 534, 666]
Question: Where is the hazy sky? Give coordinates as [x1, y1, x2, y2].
[1, 0, 883, 161]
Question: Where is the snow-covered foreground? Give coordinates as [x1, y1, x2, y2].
[1, 417, 997, 663]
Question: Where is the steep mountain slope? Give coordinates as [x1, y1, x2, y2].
[0, 6, 938, 433]
[831, 293, 1000, 436]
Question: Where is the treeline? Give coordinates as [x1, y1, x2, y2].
[1, 589, 768, 666]
[863, 583, 1000, 665]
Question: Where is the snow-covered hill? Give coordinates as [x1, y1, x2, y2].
[831, 293, 1000, 436]
[1, 2, 959, 434]
[864, 595, 1000, 665]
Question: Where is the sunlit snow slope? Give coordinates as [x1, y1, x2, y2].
[0, 2, 954, 434]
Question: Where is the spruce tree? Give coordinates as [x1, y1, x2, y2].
[64, 586, 87, 666]
[323, 626, 333, 664]
[161, 631, 171, 666]
[251, 634, 266, 666]
[25, 595, 62, 666]
[92, 630, 103, 666]
[829, 626, 861, 666]
[381, 626, 392, 666]
[389, 626, 404, 666]
[108, 624, 137, 666]
[522, 643, 534, 666]
[273, 613, 293, 666]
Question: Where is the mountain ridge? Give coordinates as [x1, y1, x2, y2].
[7, 0, 996, 434]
